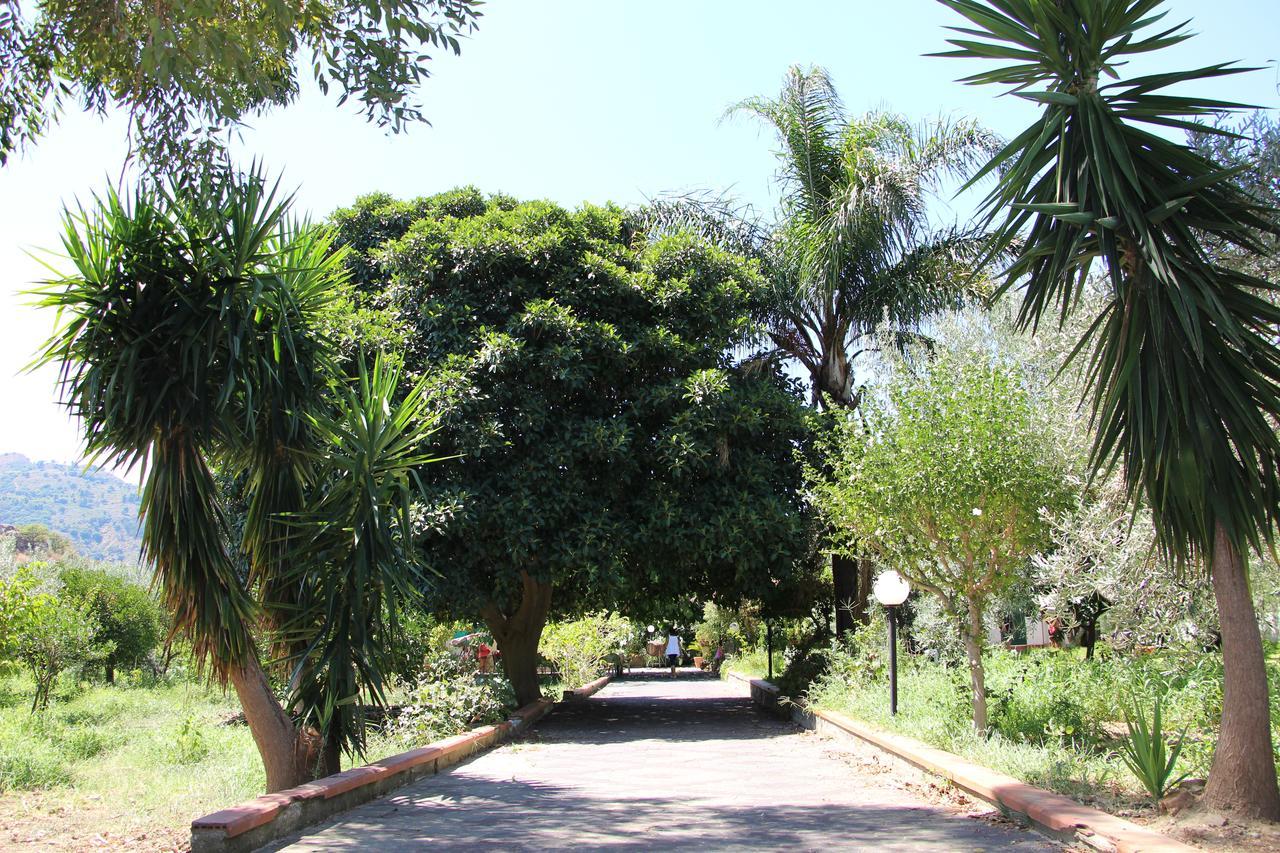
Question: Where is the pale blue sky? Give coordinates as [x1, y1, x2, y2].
[1, 0, 1277, 476]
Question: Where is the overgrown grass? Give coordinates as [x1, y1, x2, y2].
[761, 640, 1280, 812]
[723, 648, 787, 681]
[0, 670, 261, 830]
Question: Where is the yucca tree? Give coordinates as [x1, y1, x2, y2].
[34, 171, 437, 791]
[937, 0, 1280, 818]
[648, 66, 1000, 632]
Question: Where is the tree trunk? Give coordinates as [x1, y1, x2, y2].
[229, 655, 317, 793]
[816, 360, 870, 639]
[1202, 523, 1280, 820]
[833, 554, 859, 637]
[319, 724, 343, 779]
[105, 660, 115, 685]
[963, 598, 988, 735]
[481, 570, 553, 708]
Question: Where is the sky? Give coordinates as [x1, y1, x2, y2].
[1, 0, 1278, 479]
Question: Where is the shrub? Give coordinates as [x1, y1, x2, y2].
[539, 613, 633, 690]
[58, 564, 166, 683]
[172, 714, 210, 764]
[2, 569, 108, 710]
[1120, 692, 1189, 805]
[394, 654, 515, 744]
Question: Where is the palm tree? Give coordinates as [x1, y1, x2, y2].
[34, 171, 438, 791]
[647, 66, 1000, 632]
[938, 0, 1280, 819]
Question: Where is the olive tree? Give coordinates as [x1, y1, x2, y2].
[812, 350, 1070, 732]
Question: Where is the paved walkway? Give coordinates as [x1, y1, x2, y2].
[269, 672, 1057, 851]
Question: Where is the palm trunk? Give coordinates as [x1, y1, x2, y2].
[229, 655, 317, 792]
[1202, 522, 1280, 820]
[817, 356, 870, 638]
[481, 570, 553, 708]
[963, 598, 988, 734]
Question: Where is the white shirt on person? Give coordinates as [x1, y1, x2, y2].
[665, 635, 681, 655]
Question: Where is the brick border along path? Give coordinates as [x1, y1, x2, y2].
[267, 671, 1058, 851]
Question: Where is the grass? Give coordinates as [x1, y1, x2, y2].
[722, 648, 787, 681]
[0, 668, 262, 847]
[738, 640, 1280, 815]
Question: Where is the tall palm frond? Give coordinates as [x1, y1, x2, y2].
[936, 0, 1280, 564]
[279, 355, 445, 758]
[936, 0, 1280, 819]
[32, 174, 297, 673]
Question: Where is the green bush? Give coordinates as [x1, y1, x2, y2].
[393, 654, 515, 744]
[539, 613, 633, 690]
[171, 715, 210, 765]
[1119, 692, 1188, 804]
[58, 563, 166, 683]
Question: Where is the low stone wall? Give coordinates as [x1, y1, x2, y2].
[190, 697, 557, 853]
[562, 673, 611, 701]
[727, 671, 1192, 853]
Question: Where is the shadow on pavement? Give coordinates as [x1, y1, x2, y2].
[269, 775, 1036, 851]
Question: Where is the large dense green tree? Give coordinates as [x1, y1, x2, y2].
[332, 189, 814, 706]
[0, 0, 481, 172]
[35, 172, 438, 791]
[938, 0, 1280, 818]
[648, 67, 1000, 634]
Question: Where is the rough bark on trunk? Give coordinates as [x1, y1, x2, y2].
[963, 598, 988, 735]
[481, 570, 553, 708]
[1202, 523, 1280, 820]
[229, 655, 318, 793]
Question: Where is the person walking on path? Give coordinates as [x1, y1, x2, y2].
[665, 626, 682, 677]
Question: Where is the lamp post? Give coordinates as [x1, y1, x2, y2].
[872, 570, 911, 716]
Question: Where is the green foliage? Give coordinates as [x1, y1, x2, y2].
[0, 457, 140, 564]
[937, 0, 1280, 567]
[280, 356, 443, 759]
[812, 348, 1070, 623]
[35, 167, 440, 772]
[331, 190, 814, 625]
[540, 613, 634, 690]
[803, 644, 1278, 803]
[392, 655, 515, 744]
[0, 1, 482, 172]
[58, 564, 165, 680]
[1119, 693, 1189, 804]
[0, 568, 107, 711]
[171, 715, 211, 766]
[693, 602, 761, 655]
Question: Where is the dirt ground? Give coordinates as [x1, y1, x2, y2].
[0, 791, 188, 852]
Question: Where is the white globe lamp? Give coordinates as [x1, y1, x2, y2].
[872, 570, 910, 715]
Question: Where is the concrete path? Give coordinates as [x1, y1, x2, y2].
[269, 671, 1058, 851]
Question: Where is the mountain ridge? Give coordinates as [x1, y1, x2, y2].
[0, 452, 142, 564]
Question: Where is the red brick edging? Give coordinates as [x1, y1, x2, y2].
[190, 692, 567, 853]
[728, 671, 1193, 853]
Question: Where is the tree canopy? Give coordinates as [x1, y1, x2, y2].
[331, 189, 816, 704]
[0, 0, 481, 172]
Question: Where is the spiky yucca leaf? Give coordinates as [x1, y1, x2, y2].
[936, 0, 1280, 567]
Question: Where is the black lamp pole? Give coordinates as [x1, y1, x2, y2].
[887, 604, 898, 716]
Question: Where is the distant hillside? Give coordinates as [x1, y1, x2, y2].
[0, 453, 142, 564]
